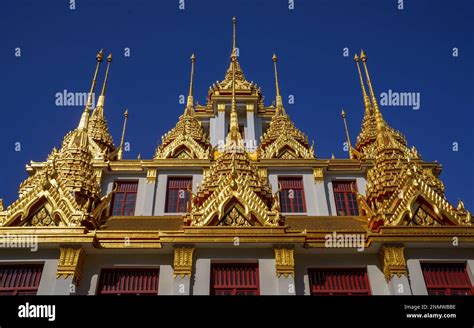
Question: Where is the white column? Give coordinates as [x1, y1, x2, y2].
[367, 265, 390, 295]
[388, 275, 412, 295]
[158, 265, 175, 295]
[142, 170, 157, 216]
[277, 275, 296, 295]
[246, 106, 256, 151]
[216, 109, 226, 150]
[193, 259, 211, 295]
[258, 259, 278, 295]
[407, 260, 429, 295]
[54, 276, 76, 295]
[173, 276, 191, 295]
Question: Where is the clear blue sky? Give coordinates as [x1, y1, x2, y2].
[0, 0, 472, 209]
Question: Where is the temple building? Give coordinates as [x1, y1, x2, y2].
[0, 18, 473, 296]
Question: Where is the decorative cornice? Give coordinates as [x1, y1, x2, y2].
[313, 168, 324, 183]
[378, 245, 407, 281]
[57, 246, 85, 284]
[146, 168, 157, 184]
[274, 247, 295, 277]
[173, 246, 194, 277]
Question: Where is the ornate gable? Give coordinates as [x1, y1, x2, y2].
[186, 151, 281, 227]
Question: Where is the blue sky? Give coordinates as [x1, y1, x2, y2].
[0, 0, 472, 209]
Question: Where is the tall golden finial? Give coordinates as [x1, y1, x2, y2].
[360, 50, 386, 147]
[230, 49, 238, 130]
[360, 50, 381, 114]
[272, 53, 285, 114]
[118, 109, 129, 160]
[354, 53, 371, 116]
[232, 16, 237, 51]
[96, 53, 112, 108]
[225, 48, 242, 148]
[341, 109, 353, 158]
[78, 49, 103, 130]
[185, 53, 196, 112]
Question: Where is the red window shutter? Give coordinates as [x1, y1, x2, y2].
[278, 177, 306, 213]
[165, 177, 193, 213]
[332, 181, 359, 216]
[421, 263, 473, 295]
[0, 264, 43, 295]
[211, 264, 259, 296]
[308, 268, 371, 296]
[97, 268, 160, 295]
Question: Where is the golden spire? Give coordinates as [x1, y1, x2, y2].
[225, 49, 242, 148]
[360, 50, 381, 116]
[118, 109, 128, 160]
[96, 53, 112, 108]
[341, 109, 353, 158]
[232, 16, 237, 51]
[185, 53, 196, 111]
[272, 53, 285, 115]
[354, 53, 371, 116]
[258, 55, 314, 160]
[360, 50, 388, 148]
[78, 49, 103, 130]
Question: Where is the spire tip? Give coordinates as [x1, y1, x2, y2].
[97, 49, 104, 62]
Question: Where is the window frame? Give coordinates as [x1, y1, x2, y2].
[332, 180, 359, 216]
[165, 176, 193, 214]
[110, 180, 139, 217]
[278, 176, 307, 214]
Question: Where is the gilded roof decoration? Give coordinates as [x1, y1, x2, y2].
[186, 50, 282, 227]
[354, 51, 471, 229]
[154, 54, 212, 160]
[258, 54, 314, 160]
[0, 51, 112, 229]
[89, 53, 115, 157]
[352, 51, 407, 160]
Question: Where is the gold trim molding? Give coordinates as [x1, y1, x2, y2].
[173, 246, 194, 277]
[379, 245, 408, 281]
[57, 246, 85, 284]
[274, 247, 294, 277]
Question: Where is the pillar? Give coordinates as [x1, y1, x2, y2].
[274, 247, 296, 295]
[173, 246, 194, 295]
[379, 245, 412, 295]
[246, 104, 256, 151]
[142, 168, 157, 215]
[55, 246, 84, 295]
